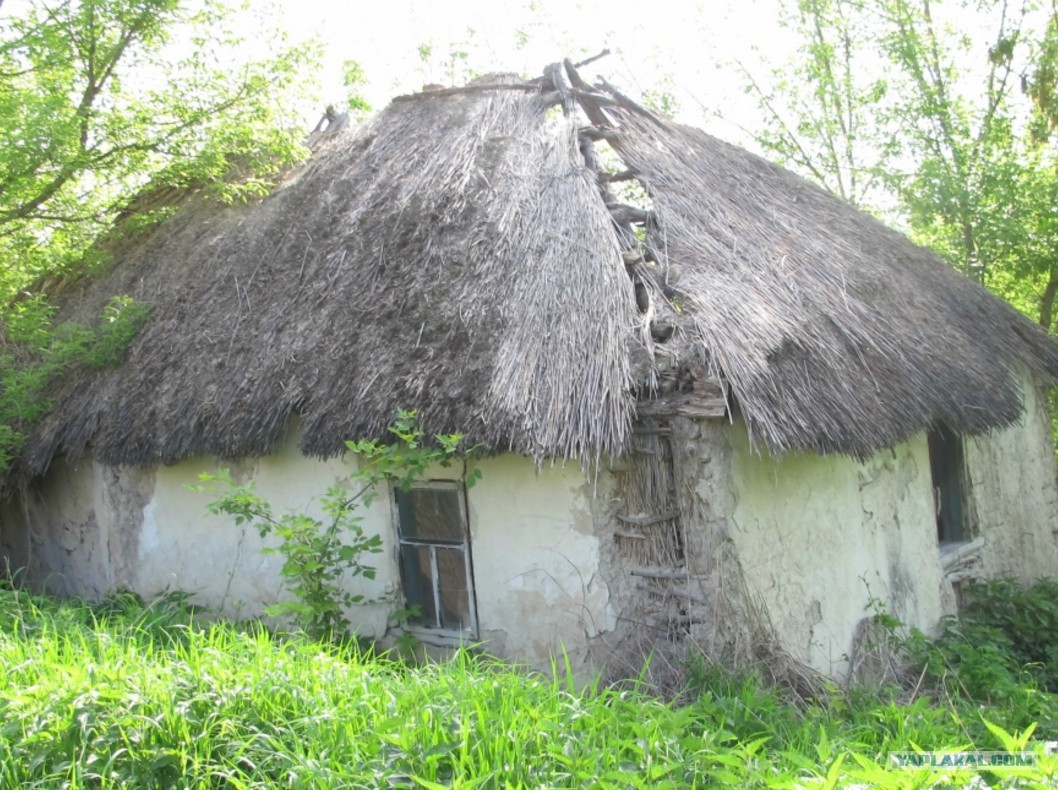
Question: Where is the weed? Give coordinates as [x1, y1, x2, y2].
[193, 410, 478, 643]
[903, 577, 1058, 738]
[1, 589, 1056, 787]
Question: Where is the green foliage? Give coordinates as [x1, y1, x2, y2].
[346, 408, 483, 496]
[0, 295, 149, 470]
[1026, 9, 1058, 136]
[740, 0, 900, 206]
[84, 295, 152, 367]
[3, 588, 1056, 787]
[193, 467, 385, 642]
[906, 578, 1058, 736]
[0, 0, 334, 476]
[641, 76, 680, 117]
[194, 410, 479, 642]
[742, 0, 1058, 333]
[0, 0, 321, 290]
[414, 29, 493, 88]
[341, 58, 372, 119]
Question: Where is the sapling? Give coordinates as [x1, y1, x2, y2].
[194, 409, 478, 641]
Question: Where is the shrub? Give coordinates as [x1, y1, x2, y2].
[905, 577, 1058, 736]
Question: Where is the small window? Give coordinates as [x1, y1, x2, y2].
[394, 482, 477, 637]
[928, 424, 969, 544]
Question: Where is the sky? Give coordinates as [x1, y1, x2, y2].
[0, 0, 1018, 154]
[268, 0, 794, 144]
[0, 0, 795, 152]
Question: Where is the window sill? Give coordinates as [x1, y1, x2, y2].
[940, 536, 984, 583]
[402, 627, 479, 648]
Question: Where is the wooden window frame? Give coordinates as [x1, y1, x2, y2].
[393, 480, 478, 644]
[928, 424, 972, 546]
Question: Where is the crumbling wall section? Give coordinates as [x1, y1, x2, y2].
[594, 415, 805, 689]
[964, 374, 1058, 584]
[0, 458, 154, 597]
[0, 435, 626, 679]
[727, 424, 950, 680]
[466, 455, 619, 677]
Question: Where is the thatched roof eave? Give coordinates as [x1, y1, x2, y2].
[11, 65, 1058, 481]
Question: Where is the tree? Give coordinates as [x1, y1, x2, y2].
[0, 0, 321, 290]
[0, 0, 327, 471]
[737, 0, 1058, 332]
[736, 0, 900, 207]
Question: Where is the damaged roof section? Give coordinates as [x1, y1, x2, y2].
[18, 62, 1058, 477]
[562, 64, 1058, 457]
[610, 104, 1058, 456]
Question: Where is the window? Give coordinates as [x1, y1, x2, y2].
[394, 482, 477, 638]
[928, 424, 970, 544]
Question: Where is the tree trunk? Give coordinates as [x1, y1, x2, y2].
[1038, 266, 1058, 331]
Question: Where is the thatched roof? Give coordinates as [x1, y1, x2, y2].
[17, 65, 1058, 476]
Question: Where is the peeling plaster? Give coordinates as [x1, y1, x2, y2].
[965, 376, 1058, 584]
[728, 424, 948, 677]
[1, 438, 620, 676]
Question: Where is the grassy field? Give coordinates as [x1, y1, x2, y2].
[0, 587, 1056, 788]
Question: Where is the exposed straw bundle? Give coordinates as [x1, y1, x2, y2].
[21, 79, 637, 475]
[17, 67, 1058, 477]
[606, 97, 1058, 456]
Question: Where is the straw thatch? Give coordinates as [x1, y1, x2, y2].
[608, 96, 1058, 455]
[16, 66, 1058, 476]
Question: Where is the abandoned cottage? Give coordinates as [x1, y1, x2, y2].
[3, 64, 1058, 682]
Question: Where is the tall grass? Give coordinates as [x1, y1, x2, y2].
[0, 589, 1055, 788]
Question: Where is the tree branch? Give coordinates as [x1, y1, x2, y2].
[1039, 266, 1058, 330]
[735, 59, 837, 190]
[0, 86, 249, 225]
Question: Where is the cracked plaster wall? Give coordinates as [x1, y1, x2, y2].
[964, 376, 1058, 583]
[0, 429, 618, 675]
[6, 381, 1055, 682]
[727, 425, 950, 677]
[725, 374, 1058, 680]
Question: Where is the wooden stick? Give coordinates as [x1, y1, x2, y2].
[545, 62, 576, 116]
[607, 203, 653, 225]
[579, 126, 620, 142]
[632, 425, 672, 435]
[571, 49, 611, 69]
[636, 582, 708, 606]
[617, 511, 679, 527]
[631, 567, 696, 580]
[570, 88, 618, 107]
[565, 59, 613, 128]
[392, 83, 541, 102]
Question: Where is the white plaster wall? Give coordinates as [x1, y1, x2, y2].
[965, 376, 1058, 582]
[17, 394, 1052, 680]
[727, 426, 949, 677]
[6, 434, 617, 672]
[128, 439, 396, 636]
[466, 456, 616, 671]
[11, 434, 399, 635]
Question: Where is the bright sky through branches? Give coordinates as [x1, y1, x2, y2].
[271, 0, 792, 141]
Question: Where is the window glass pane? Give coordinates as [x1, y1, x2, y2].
[395, 488, 465, 542]
[436, 547, 471, 631]
[398, 544, 436, 628]
[928, 425, 967, 543]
